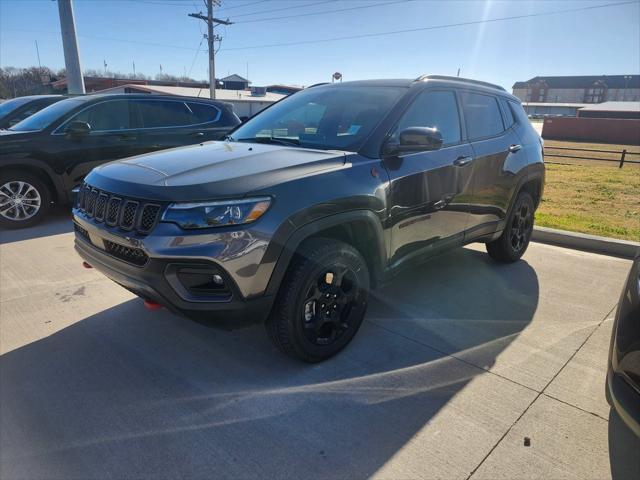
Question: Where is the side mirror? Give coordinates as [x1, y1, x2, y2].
[66, 121, 91, 136]
[383, 126, 443, 156]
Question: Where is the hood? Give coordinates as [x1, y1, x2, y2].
[85, 141, 347, 201]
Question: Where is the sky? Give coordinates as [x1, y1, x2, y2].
[0, 0, 639, 90]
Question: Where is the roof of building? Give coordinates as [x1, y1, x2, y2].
[220, 74, 249, 83]
[96, 84, 286, 102]
[522, 102, 589, 108]
[513, 75, 640, 89]
[578, 101, 640, 112]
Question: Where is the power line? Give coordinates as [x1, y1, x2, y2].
[187, 36, 205, 77]
[231, 0, 337, 18]
[6, 1, 636, 54]
[217, 0, 269, 13]
[223, 0, 638, 50]
[236, 0, 415, 24]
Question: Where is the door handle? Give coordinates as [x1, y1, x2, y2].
[509, 144, 522, 153]
[118, 133, 137, 141]
[453, 155, 474, 167]
[190, 132, 205, 137]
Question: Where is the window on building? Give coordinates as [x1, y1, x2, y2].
[460, 92, 504, 139]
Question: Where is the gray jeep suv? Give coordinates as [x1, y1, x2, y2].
[73, 75, 544, 362]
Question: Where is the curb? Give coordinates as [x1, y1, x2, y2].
[532, 226, 639, 259]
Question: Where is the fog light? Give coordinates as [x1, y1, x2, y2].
[212, 274, 224, 285]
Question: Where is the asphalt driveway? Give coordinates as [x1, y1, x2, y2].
[1, 211, 638, 479]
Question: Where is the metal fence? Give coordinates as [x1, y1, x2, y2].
[544, 146, 640, 168]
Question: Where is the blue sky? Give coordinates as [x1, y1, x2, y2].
[1, 0, 638, 89]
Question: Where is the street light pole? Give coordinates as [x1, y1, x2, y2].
[57, 0, 85, 94]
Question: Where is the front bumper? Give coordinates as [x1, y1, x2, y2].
[73, 213, 275, 325]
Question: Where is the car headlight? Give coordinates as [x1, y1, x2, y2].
[161, 197, 271, 229]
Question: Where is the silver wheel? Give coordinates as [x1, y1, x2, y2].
[0, 181, 42, 222]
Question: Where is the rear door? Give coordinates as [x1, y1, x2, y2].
[459, 91, 526, 238]
[385, 89, 475, 266]
[131, 98, 229, 151]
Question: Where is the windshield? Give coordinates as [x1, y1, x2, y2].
[0, 97, 33, 119]
[9, 98, 85, 132]
[229, 85, 406, 151]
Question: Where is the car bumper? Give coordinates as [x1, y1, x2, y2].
[607, 367, 640, 437]
[73, 215, 275, 326]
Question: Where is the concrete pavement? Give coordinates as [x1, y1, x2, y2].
[1, 211, 638, 479]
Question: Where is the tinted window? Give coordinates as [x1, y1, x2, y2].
[186, 102, 221, 124]
[394, 90, 461, 145]
[69, 100, 132, 131]
[509, 100, 530, 125]
[460, 92, 504, 139]
[135, 100, 196, 128]
[500, 98, 515, 128]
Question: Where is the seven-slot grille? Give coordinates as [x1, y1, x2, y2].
[76, 183, 162, 234]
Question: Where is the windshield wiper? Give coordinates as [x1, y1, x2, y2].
[236, 136, 300, 147]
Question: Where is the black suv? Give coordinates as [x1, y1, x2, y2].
[73, 76, 544, 362]
[0, 94, 240, 228]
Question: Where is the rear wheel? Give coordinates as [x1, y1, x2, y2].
[266, 238, 370, 362]
[486, 191, 535, 263]
[0, 171, 52, 229]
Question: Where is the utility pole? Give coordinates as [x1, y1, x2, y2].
[57, 0, 85, 94]
[189, 0, 232, 99]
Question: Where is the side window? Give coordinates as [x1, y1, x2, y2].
[186, 102, 221, 124]
[460, 92, 504, 139]
[68, 100, 132, 131]
[499, 98, 515, 128]
[134, 100, 196, 128]
[394, 90, 461, 145]
[508, 100, 530, 126]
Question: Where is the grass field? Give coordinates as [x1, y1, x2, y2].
[535, 140, 639, 241]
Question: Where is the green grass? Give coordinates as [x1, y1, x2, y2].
[535, 160, 640, 241]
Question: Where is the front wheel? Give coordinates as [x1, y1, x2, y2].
[486, 191, 535, 263]
[266, 238, 370, 362]
[0, 171, 52, 229]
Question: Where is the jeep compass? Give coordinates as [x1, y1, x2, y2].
[73, 75, 544, 362]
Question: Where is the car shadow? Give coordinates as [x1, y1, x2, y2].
[0, 207, 73, 244]
[1, 247, 539, 479]
[608, 408, 640, 480]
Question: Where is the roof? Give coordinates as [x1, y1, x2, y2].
[220, 74, 249, 83]
[513, 75, 640, 89]
[96, 84, 286, 102]
[578, 101, 640, 112]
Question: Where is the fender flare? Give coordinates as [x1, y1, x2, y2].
[264, 210, 387, 296]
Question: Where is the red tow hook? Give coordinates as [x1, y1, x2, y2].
[143, 299, 163, 311]
[82, 261, 93, 269]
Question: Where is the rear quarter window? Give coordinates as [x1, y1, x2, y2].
[460, 92, 505, 139]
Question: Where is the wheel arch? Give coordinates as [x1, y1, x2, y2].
[265, 210, 387, 296]
[0, 161, 65, 204]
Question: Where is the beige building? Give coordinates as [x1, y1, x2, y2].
[512, 75, 639, 104]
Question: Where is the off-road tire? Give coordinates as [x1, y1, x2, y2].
[486, 190, 535, 263]
[266, 238, 370, 362]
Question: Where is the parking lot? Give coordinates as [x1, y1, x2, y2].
[1, 211, 639, 480]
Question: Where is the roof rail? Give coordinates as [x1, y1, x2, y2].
[307, 82, 330, 89]
[413, 74, 506, 92]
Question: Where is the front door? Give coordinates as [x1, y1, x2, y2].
[384, 89, 475, 266]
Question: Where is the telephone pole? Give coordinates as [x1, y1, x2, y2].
[57, 0, 85, 94]
[189, 0, 232, 99]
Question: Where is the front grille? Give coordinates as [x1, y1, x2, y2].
[103, 240, 149, 266]
[74, 222, 89, 241]
[75, 182, 162, 235]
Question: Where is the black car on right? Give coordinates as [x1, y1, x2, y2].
[607, 252, 640, 437]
